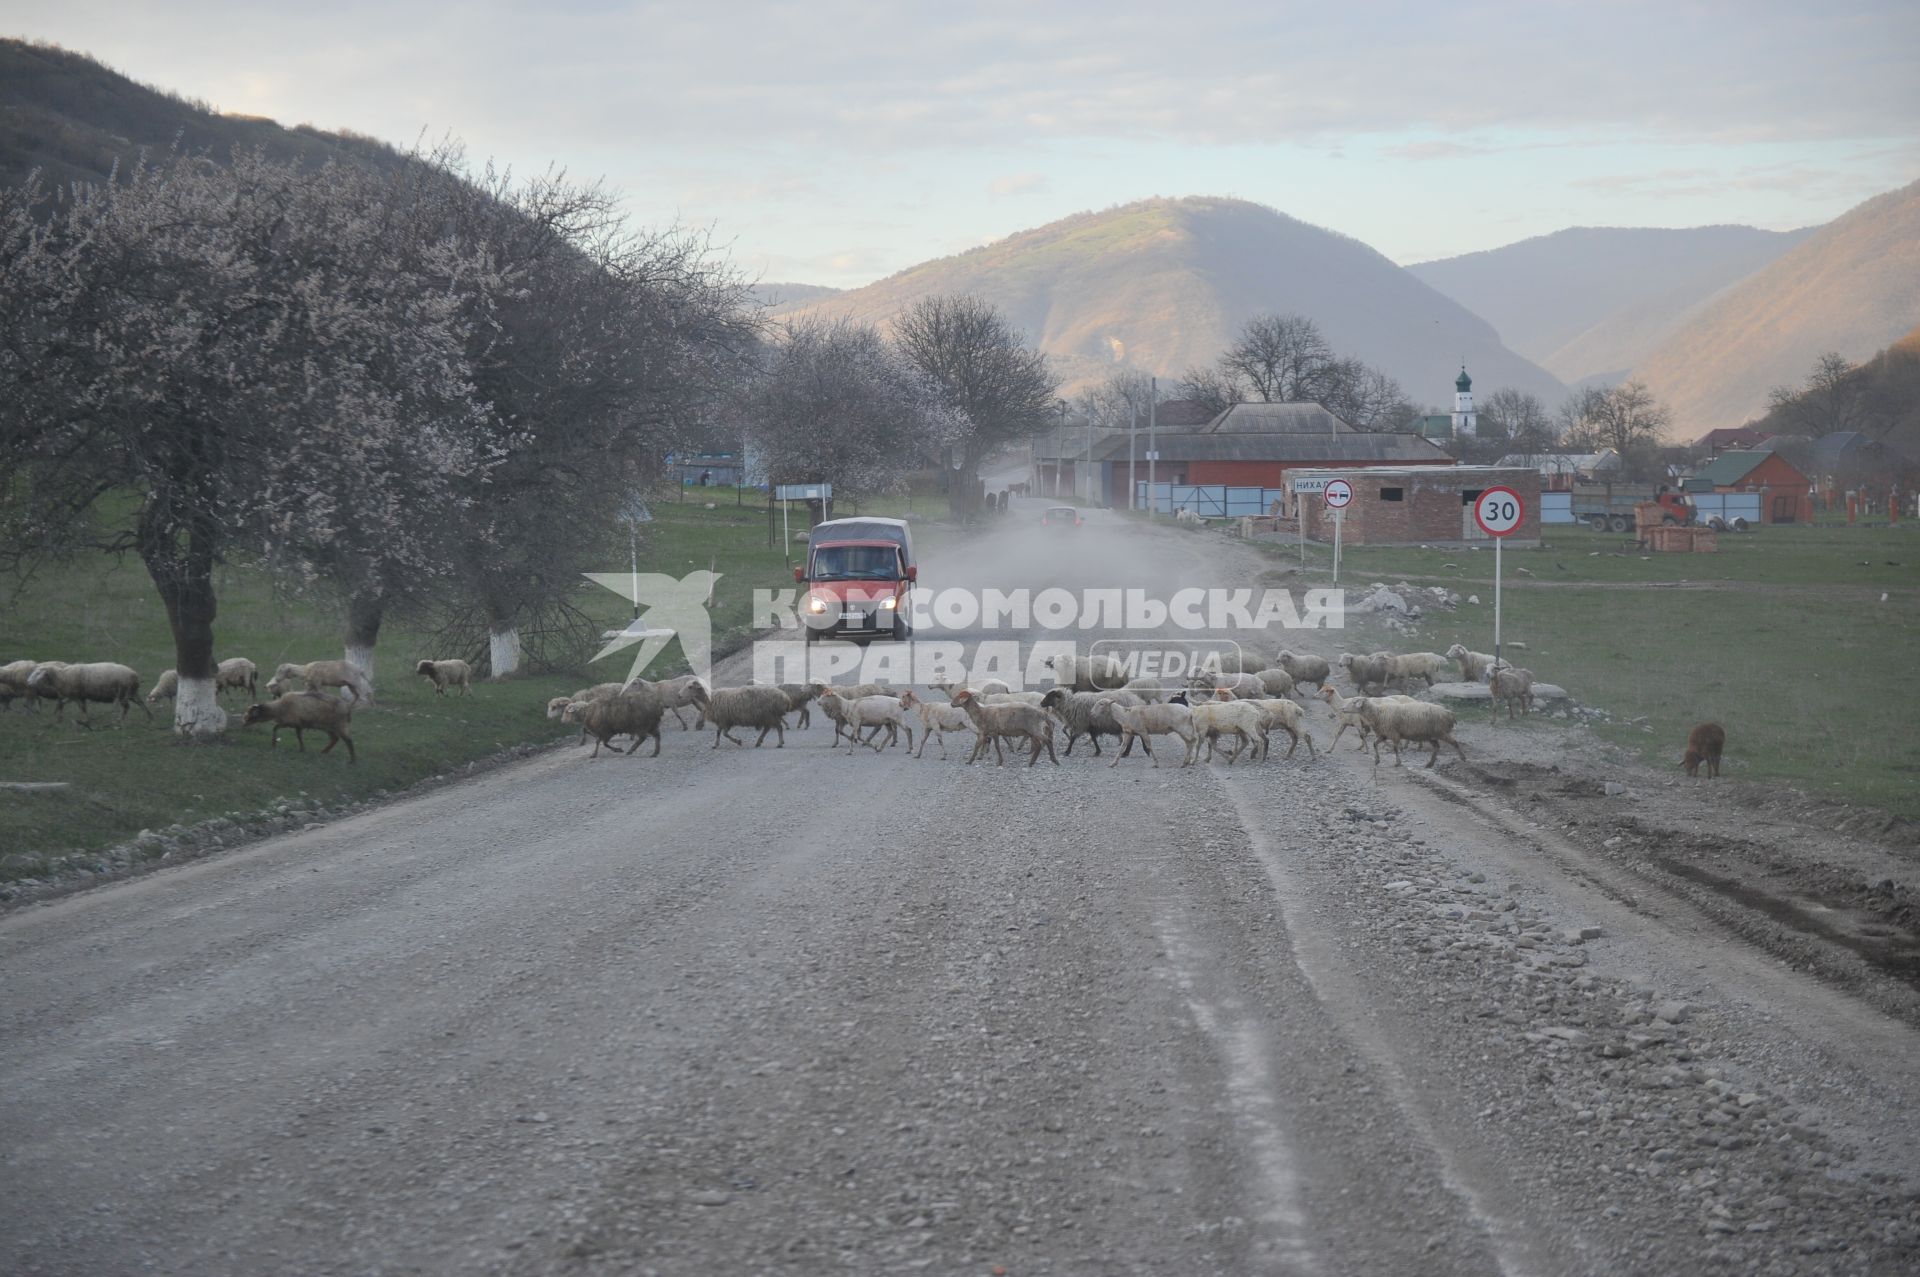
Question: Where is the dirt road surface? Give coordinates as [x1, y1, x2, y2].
[4, 505, 1917, 1275]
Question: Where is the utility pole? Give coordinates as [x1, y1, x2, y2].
[1128, 404, 1139, 510]
[1147, 375, 1158, 518]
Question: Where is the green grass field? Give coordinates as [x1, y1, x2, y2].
[0, 495, 844, 874]
[1261, 522, 1920, 817]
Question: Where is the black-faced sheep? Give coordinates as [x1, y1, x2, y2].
[242, 693, 356, 762]
[415, 659, 474, 696]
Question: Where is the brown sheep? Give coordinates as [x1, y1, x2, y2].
[1681, 722, 1725, 778]
[242, 693, 356, 762]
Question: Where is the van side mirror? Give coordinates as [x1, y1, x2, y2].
[905, 565, 918, 581]
[792, 566, 804, 582]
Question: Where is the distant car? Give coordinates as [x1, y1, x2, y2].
[1041, 505, 1082, 529]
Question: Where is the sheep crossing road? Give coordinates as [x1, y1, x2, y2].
[2, 509, 1916, 1275]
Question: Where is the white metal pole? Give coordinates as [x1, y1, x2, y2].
[629, 525, 641, 621]
[1086, 416, 1094, 504]
[1333, 508, 1342, 585]
[1493, 533, 1503, 690]
[1299, 491, 1306, 568]
[1128, 405, 1138, 510]
[1147, 377, 1157, 518]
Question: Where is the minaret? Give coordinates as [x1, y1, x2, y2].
[1452, 365, 1476, 439]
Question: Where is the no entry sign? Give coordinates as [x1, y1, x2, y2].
[1323, 479, 1353, 509]
[1474, 486, 1524, 537]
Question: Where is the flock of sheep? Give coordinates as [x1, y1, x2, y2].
[0, 654, 479, 764]
[541, 644, 1526, 771]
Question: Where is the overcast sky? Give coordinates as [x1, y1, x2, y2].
[8, 1, 1917, 286]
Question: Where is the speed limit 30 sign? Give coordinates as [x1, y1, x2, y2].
[1473, 486, 1525, 537]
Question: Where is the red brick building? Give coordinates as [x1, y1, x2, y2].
[1690, 450, 1812, 524]
[1294, 465, 1543, 546]
[1092, 401, 1453, 505]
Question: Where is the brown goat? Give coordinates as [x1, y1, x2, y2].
[1681, 722, 1725, 778]
[242, 693, 356, 763]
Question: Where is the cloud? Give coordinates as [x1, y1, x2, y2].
[986, 171, 1048, 197]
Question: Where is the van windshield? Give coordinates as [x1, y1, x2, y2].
[809, 544, 902, 580]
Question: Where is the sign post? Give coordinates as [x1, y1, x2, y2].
[1473, 485, 1525, 711]
[1323, 478, 1353, 585]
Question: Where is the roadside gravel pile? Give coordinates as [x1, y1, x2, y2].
[1232, 768, 1920, 1274]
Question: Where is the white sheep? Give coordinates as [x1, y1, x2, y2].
[1186, 671, 1264, 702]
[1274, 650, 1332, 689]
[1097, 697, 1195, 769]
[215, 657, 257, 702]
[1357, 698, 1466, 769]
[1043, 653, 1128, 692]
[1316, 685, 1375, 752]
[1251, 667, 1299, 699]
[899, 690, 976, 760]
[561, 686, 667, 759]
[776, 683, 822, 729]
[27, 662, 146, 725]
[1243, 697, 1317, 760]
[22, 660, 70, 710]
[819, 689, 914, 754]
[1339, 651, 1393, 694]
[267, 660, 373, 704]
[950, 688, 1058, 767]
[810, 682, 902, 746]
[933, 678, 1012, 698]
[1381, 651, 1451, 688]
[414, 659, 474, 696]
[690, 684, 791, 748]
[0, 659, 37, 711]
[650, 673, 709, 729]
[146, 669, 179, 708]
[1118, 677, 1170, 702]
[1490, 666, 1535, 720]
[1188, 699, 1268, 764]
[1444, 644, 1504, 684]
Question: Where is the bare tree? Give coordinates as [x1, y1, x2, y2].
[0, 150, 482, 734]
[1561, 380, 1672, 479]
[1478, 388, 1557, 455]
[1175, 364, 1245, 417]
[892, 295, 1056, 516]
[1219, 313, 1334, 403]
[1766, 351, 1866, 439]
[744, 317, 956, 504]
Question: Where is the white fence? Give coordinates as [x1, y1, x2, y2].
[1135, 483, 1290, 517]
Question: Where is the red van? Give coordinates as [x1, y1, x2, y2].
[795, 517, 917, 642]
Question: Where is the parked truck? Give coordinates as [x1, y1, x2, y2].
[1568, 483, 1693, 533]
[794, 517, 917, 643]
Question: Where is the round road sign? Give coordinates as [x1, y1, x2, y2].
[1474, 486, 1525, 537]
[1323, 479, 1353, 509]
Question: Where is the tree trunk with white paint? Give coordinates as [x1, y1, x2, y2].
[173, 675, 228, 737]
[344, 591, 384, 695]
[488, 625, 522, 680]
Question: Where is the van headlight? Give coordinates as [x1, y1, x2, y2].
[882, 596, 897, 610]
[807, 597, 827, 614]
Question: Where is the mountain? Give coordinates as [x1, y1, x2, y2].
[746, 281, 842, 312]
[1408, 225, 1815, 384]
[0, 39, 405, 191]
[779, 197, 1568, 404]
[1631, 180, 1920, 433]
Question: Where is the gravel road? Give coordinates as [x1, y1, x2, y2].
[3, 505, 1916, 1275]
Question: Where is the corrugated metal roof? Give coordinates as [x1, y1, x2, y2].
[1205, 402, 1354, 434]
[1093, 431, 1450, 463]
[1691, 450, 1773, 486]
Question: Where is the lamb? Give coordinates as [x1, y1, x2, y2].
[950, 688, 1058, 767]
[1357, 698, 1465, 769]
[1039, 688, 1141, 757]
[899, 689, 976, 760]
[690, 683, 790, 748]
[1381, 651, 1451, 689]
[1243, 697, 1317, 760]
[1044, 653, 1127, 692]
[241, 692, 356, 762]
[146, 669, 179, 708]
[1317, 685, 1375, 752]
[0, 659, 38, 710]
[1098, 697, 1196, 768]
[1274, 650, 1331, 689]
[561, 687, 666, 759]
[414, 659, 474, 696]
[26, 662, 146, 725]
[267, 660, 373, 704]
[216, 657, 258, 702]
[1188, 699, 1268, 765]
[810, 682, 903, 746]
[1339, 651, 1394, 695]
[1489, 666, 1535, 720]
[817, 689, 914, 754]
[776, 683, 821, 729]
[1681, 722, 1726, 779]
[1445, 644, 1504, 684]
